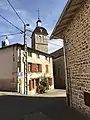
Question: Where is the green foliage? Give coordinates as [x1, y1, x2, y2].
[38, 76, 49, 94]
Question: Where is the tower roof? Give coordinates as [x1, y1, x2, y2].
[36, 18, 42, 23]
[32, 26, 48, 36]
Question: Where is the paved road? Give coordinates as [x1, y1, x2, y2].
[0, 89, 89, 120]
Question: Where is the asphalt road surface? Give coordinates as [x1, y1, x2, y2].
[0, 89, 89, 120]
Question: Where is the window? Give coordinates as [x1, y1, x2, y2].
[37, 64, 42, 72]
[28, 51, 32, 57]
[39, 35, 41, 41]
[32, 79, 34, 89]
[29, 80, 32, 90]
[37, 64, 39, 72]
[28, 63, 32, 72]
[84, 92, 90, 107]
[46, 65, 49, 73]
[45, 56, 47, 60]
[39, 64, 42, 72]
[31, 63, 37, 72]
[36, 54, 40, 58]
[42, 35, 44, 41]
[49, 57, 50, 62]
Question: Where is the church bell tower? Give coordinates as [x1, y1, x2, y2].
[31, 9, 48, 53]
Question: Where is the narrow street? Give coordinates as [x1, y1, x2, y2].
[0, 89, 89, 120]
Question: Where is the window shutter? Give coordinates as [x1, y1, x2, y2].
[31, 64, 34, 72]
[31, 64, 35, 72]
[35, 64, 38, 72]
[30, 63, 32, 72]
[31, 63, 37, 72]
[46, 65, 48, 73]
[39, 64, 42, 72]
[29, 80, 32, 90]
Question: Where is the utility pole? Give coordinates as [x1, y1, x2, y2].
[24, 24, 29, 95]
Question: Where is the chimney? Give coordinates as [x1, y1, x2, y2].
[2, 41, 5, 48]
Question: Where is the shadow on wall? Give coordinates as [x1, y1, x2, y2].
[0, 95, 89, 120]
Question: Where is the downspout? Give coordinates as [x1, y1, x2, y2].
[16, 45, 19, 92]
[63, 39, 69, 106]
[12, 46, 15, 91]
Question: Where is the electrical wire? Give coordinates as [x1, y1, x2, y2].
[26, 35, 62, 47]
[48, 41, 61, 47]
[0, 32, 23, 38]
[7, 0, 25, 25]
[0, 14, 23, 33]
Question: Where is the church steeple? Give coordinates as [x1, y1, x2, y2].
[31, 8, 48, 53]
[36, 8, 42, 27]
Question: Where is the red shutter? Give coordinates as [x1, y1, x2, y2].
[39, 64, 42, 72]
[46, 65, 48, 73]
[30, 63, 33, 72]
[32, 64, 34, 72]
[31, 64, 42, 72]
[35, 64, 38, 72]
[29, 80, 32, 90]
[31, 63, 36, 72]
[30, 63, 32, 72]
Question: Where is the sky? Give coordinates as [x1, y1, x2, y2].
[0, 0, 68, 53]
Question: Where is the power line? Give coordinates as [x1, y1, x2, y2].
[0, 32, 23, 38]
[7, 0, 25, 25]
[48, 41, 61, 47]
[27, 35, 61, 47]
[0, 14, 23, 33]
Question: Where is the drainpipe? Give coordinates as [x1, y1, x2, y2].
[63, 40, 69, 106]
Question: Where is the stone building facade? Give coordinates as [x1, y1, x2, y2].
[51, 0, 90, 118]
[50, 48, 65, 89]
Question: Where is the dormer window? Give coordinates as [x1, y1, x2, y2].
[28, 51, 32, 57]
[45, 56, 47, 60]
[36, 54, 40, 59]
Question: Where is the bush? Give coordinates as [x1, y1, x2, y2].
[38, 76, 49, 94]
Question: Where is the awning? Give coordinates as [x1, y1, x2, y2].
[50, 0, 84, 39]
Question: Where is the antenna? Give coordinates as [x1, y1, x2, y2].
[38, 8, 40, 19]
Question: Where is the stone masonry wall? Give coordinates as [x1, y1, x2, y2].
[53, 56, 65, 89]
[64, 0, 90, 117]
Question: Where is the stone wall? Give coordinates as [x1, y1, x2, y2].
[53, 56, 65, 89]
[64, 0, 90, 117]
[32, 34, 48, 53]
